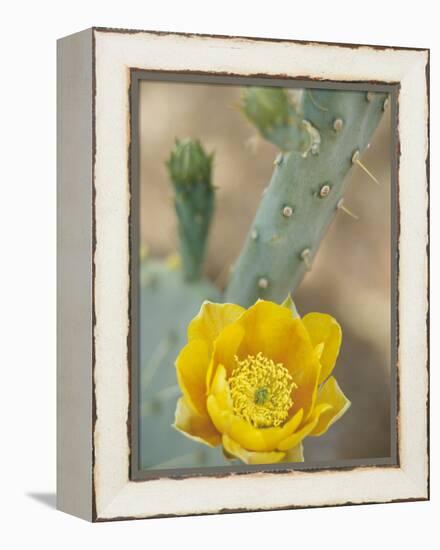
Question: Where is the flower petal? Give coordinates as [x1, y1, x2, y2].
[210, 364, 233, 410]
[236, 300, 294, 362]
[173, 397, 221, 447]
[277, 403, 332, 451]
[281, 318, 318, 376]
[188, 301, 245, 353]
[289, 345, 322, 422]
[281, 294, 300, 318]
[309, 376, 351, 436]
[302, 313, 342, 384]
[222, 434, 286, 464]
[206, 323, 245, 389]
[284, 443, 304, 463]
[175, 339, 210, 416]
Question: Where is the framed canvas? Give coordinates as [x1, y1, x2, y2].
[57, 27, 429, 522]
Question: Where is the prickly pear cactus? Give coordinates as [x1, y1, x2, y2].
[139, 139, 226, 469]
[166, 139, 215, 281]
[226, 87, 388, 307]
[139, 90, 387, 469]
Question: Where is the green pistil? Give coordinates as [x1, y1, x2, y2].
[254, 387, 269, 405]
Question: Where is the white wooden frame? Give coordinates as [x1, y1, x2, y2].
[57, 27, 429, 522]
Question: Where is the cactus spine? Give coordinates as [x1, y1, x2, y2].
[225, 88, 388, 307]
[167, 138, 215, 281]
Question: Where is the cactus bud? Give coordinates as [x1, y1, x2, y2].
[167, 138, 213, 188]
[240, 87, 319, 155]
[241, 87, 290, 136]
[166, 138, 215, 281]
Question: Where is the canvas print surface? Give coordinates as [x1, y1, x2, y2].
[136, 81, 393, 472]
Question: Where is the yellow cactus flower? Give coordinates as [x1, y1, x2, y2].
[173, 298, 350, 464]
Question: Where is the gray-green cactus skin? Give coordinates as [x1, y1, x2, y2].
[225, 88, 388, 308]
[140, 139, 225, 469]
[167, 139, 215, 281]
[139, 259, 226, 469]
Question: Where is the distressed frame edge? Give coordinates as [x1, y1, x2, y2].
[88, 29, 429, 521]
[422, 48, 430, 502]
[92, 25, 429, 53]
[56, 27, 94, 522]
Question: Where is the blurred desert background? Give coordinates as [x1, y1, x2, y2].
[139, 80, 393, 461]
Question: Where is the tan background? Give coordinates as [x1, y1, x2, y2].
[139, 81, 391, 460]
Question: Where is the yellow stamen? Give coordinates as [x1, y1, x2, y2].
[229, 352, 296, 428]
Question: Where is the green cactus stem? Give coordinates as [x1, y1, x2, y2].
[226, 88, 388, 307]
[241, 87, 320, 155]
[166, 138, 215, 281]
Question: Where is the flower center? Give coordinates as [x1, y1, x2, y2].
[229, 352, 296, 428]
